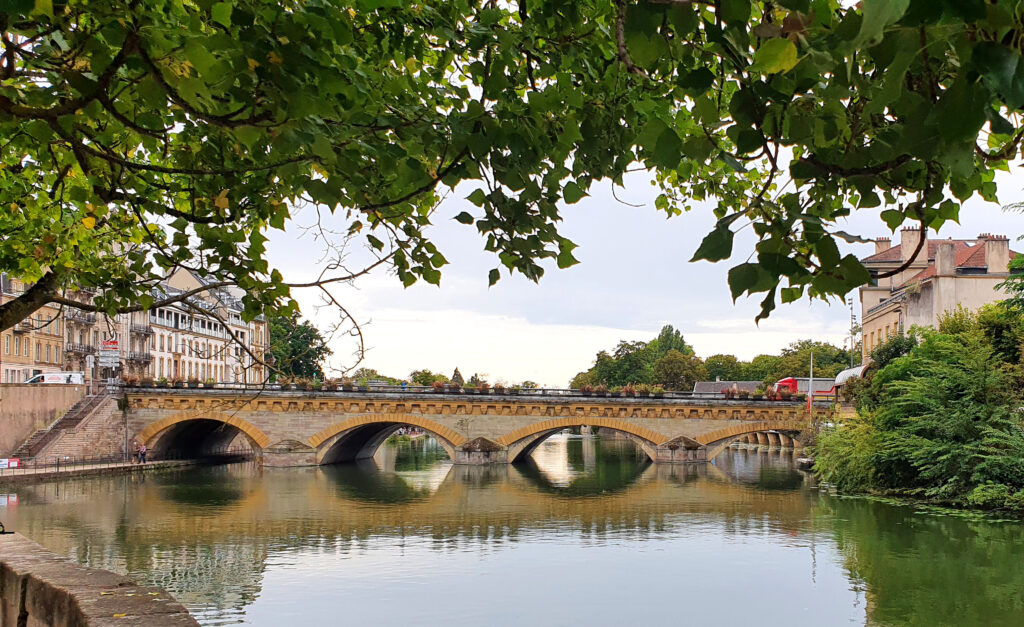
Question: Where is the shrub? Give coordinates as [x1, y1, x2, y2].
[581, 384, 595, 394]
[595, 384, 608, 395]
[651, 386, 665, 396]
[432, 380, 445, 392]
[622, 383, 636, 396]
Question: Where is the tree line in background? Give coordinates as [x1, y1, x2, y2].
[570, 325, 853, 392]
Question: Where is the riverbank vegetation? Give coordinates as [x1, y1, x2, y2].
[816, 303, 1024, 513]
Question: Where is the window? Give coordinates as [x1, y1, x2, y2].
[45, 345, 50, 362]
[3, 334, 8, 355]
[35, 341, 40, 361]
[14, 336, 20, 356]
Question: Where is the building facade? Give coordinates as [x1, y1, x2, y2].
[0, 271, 267, 385]
[859, 228, 1016, 361]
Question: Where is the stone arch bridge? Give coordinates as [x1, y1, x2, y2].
[125, 388, 821, 466]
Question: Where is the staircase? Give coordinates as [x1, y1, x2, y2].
[12, 392, 111, 459]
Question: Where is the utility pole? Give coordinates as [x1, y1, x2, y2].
[847, 297, 858, 367]
[808, 351, 814, 412]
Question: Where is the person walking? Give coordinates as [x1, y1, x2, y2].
[138, 444, 147, 464]
[132, 441, 140, 464]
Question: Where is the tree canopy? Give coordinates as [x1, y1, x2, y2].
[3, 0, 1022, 333]
[268, 313, 331, 380]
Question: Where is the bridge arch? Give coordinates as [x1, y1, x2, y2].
[138, 411, 271, 458]
[309, 414, 465, 465]
[496, 417, 668, 463]
[696, 420, 806, 460]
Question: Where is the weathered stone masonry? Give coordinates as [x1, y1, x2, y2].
[125, 389, 820, 466]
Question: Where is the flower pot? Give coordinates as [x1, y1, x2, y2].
[141, 381, 154, 388]
[187, 382, 199, 389]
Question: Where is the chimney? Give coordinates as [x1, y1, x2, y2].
[900, 227, 925, 263]
[935, 241, 956, 276]
[982, 233, 1010, 274]
[874, 237, 891, 254]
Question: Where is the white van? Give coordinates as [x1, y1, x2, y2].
[25, 372, 85, 384]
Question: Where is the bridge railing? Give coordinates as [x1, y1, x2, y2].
[118, 382, 828, 405]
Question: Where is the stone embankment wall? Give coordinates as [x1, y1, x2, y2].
[43, 398, 125, 460]
[0, 385, 86, 456]
[0, 533, 197, 625]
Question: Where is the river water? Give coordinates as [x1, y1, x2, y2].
[3, 433, 1023, 626]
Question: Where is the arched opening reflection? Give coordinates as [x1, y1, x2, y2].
[320, 461, 444, 504]
[517, 431, 651, 495]
[711, 445, 806, 490]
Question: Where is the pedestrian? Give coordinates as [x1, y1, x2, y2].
[132, 441, 139, 464]
[138, 444, 147, 464]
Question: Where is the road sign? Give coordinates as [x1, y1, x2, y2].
[99, 338, 120, 367]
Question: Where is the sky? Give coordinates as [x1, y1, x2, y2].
[265, 170, 1024, 387]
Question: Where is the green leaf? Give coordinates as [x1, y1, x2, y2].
[466, 189, 487, 206]
[852, 0, 910, 49]
[691, 224, 734, 262]
[211, 2, 232, 27]
[454, 212, 475, 225]
[719, 0, 751, 26]
[880, 209, 904, 230]
[973, 43, 1024, 110]
[651, 126, 682, 169]
[750, 38, 799, 74]
[488, 268, 500, 286]
[814, 236, 840, 268]
[32, 0, 52, 16]
[563, 181, 586, 204]
[366, 235, 384, 251]
[728, 263, 769, 301]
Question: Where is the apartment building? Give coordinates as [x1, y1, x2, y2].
[859, 227, 1017, 361]
[1, 275, 66, 383]
[0, 271, 267, 384]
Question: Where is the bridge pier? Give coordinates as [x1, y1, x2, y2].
[767, 432, 781, 446]
[756, 432, 770, 446]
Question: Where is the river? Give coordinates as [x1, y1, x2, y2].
[3, 433, 1023, 626]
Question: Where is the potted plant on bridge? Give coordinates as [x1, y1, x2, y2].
[340, 378, 355, 391]
[738, 389, 750, 400]
[122, 375, 138, 387]
[753, 386, 765, 400]
[321, 379, 337, 391]
[310, 379, 323, 391]
[432, 380, 445, 393]
[609, 385, 622, 397]
[595, 384, 608, 397]
[479, 381, 491, 394]
[622, 384, 636, 397]
[186, 376, 200, 389]
[636, 384, 651, 397]
[463, 383, 478, 394]
[202, 377, 216, 389]
[652, 386, 665, 398]
[140, 377, 154, 388]
[171, 376, 184, 389]
[493, 383, 506, 394]
[581, 384, 594, 397]
[508, 385, 521, 395]
[295, 378, 310, 391]
[156, 377, 168, 388]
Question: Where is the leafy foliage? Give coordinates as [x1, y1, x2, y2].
[268, 314, 331, 380]
[4, 0, 1023, 331]
[651, 349, 707, 390]
[816, 311, 1024, 512]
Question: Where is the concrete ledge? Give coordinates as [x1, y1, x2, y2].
[0, 457, 250, 487]
[0, 533, 197, 626]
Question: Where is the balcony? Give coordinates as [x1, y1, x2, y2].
[130, 323, 154, 335]
[65, 343, 97, 355]
[66, 310, 96, 325]
[128, 351, 153, 363]
[12, 321, 31, 333]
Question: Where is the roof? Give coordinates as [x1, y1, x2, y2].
[834, 364, 868, 386]
[861, 239, 977, 265]
[693, 380, 762, 394]
[901, 243, 1017, 287]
